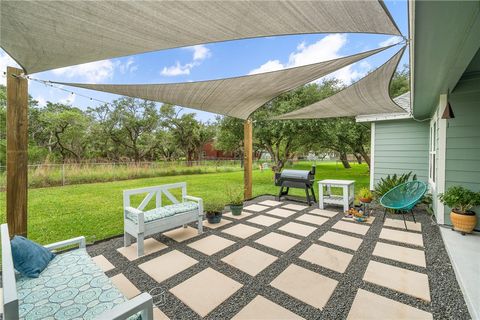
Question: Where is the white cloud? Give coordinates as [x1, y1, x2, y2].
[288, 34, 347, 67]
[117, 57, 138, 74]
[161, 61, 195, 76]
[161, 45, 211, 77]
[379, 36, 403, 47]
[248, 34, 374, 85]
[248, 60, 284, 75]
[0, 52, 21, 85]
[51, 60, 115, 83]
[190, 45, 211, 61]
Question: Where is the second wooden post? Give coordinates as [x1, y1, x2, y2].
[243, 118, 253, 199]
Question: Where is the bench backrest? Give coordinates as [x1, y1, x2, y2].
[1, 224, 19, 320]
[123, 182, 187, 211]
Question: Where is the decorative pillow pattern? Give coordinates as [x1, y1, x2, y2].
[11, 236, 55, 278]
[16, 249, 139, 320]
[126, 201, 199, 224]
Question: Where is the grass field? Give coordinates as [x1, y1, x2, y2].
[0, 160, 247, 189]
[0, 161, 369, 245]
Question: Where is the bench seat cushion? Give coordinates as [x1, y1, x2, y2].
[126, 201, 199, 224]
[16, 249, 134, 320]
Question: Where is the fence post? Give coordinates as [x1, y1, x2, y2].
[62, 163, 65, 186]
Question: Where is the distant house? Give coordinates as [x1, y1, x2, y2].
[201, 141, 236, 160]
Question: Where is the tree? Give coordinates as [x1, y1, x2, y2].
[253, 80, 342, 171]
[160, 104, 214, 163]
[390, 64, 410, 98]
[215, 116, 244, 158]
[36, 103, 91, 162]
[90, 97, 160, 162]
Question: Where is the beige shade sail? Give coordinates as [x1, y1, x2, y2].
[275, 46, 406, 120]
[53, 46, 393, 120]
[1, 1, 400, 74]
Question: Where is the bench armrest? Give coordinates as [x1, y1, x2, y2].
[125, 206, 144, 215]
[97, 292, 153, 320]
[184, 195, 203, 216]
[183, 195, 202, 203]
[44, 236, 86, 251]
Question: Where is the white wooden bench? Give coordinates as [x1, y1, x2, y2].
[123, 182, 203, 257]
[1, 224, 153, 320]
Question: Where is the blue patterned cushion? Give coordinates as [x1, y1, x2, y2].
[16, 249, 139, 320]
[126, 201, 199, 224]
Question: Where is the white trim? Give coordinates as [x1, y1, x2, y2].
[436, 96, 447, 224]
[428, 115, 437, 187]
[356, 112, 411, 123]
[370, 122, 375, 190]
[408, 0, 415, 113]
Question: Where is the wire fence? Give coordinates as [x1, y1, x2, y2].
[0, 157, 363, 190]
[0, 159, 273, 190]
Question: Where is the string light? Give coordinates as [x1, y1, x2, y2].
[26, 76, 113, 106]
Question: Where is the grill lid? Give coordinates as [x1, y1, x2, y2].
[280, 169, 311, 180]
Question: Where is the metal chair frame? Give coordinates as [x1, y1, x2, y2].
[379, 181, 427, 230]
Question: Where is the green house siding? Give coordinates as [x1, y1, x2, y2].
[374, 119, 429, 186]
[445, 76, 480, 228]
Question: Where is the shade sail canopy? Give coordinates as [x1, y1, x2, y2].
[53, 46, 392, 119]
[1, 1, 400, 74]
[275, 47, 406, 120]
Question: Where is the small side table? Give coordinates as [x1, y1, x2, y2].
[318, 179, 355, 212]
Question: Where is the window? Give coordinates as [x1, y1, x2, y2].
[429, 119, 437, 185]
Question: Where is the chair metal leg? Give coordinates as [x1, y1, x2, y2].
[411, 209, 416, 223]
[402, 212, 408, 230]
[383, 208, 387, 221]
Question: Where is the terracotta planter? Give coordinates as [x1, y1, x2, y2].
[359, 197, 372, 203]
[450, 210, 477, 234]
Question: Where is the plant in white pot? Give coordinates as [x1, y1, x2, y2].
[439, 186, 480, 235]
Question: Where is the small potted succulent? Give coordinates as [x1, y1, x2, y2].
[439, 186, 480, 235]
[358, 187, 373, 203]
[227, 185, 244, 216]
[205, 202, 225, 224]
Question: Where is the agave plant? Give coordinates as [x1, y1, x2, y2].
[374, 171, 417, 199]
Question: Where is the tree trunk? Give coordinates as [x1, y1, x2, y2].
[358, 147, 371, 168]
[339, 152, 351, 169]
[354, 153, 362, 164]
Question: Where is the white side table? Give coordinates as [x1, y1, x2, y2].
[318, 179, 355, 212]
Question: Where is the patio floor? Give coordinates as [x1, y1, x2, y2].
[87, 196, 470, 319]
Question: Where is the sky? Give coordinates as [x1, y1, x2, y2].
[0, 0, 408, 122]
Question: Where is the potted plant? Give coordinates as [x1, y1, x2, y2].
[227, 185, 244, 216]
[204, 202, 225, 224]
[439, 186, 480, 235]
[358, 187, 373, 203]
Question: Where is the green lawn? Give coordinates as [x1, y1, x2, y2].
[0, 161, 369, 245]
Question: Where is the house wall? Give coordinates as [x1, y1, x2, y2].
[372, 119, 429, 187]
[445, 76, 480, 229]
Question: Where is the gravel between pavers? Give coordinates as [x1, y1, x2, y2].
[87, 195, 470, 320]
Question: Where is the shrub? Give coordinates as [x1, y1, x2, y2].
[358, 187, 372, 200]
[374, 172, 417, 199]
[204, 202, 225, 213]
[438, 186, 480, 213]
[226, 184, 244, 205]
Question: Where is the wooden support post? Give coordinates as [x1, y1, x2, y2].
[243, 118, 253, 200]
[6, 67, 28, 237]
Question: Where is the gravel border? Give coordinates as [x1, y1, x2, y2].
[87, 195, 470, 319]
